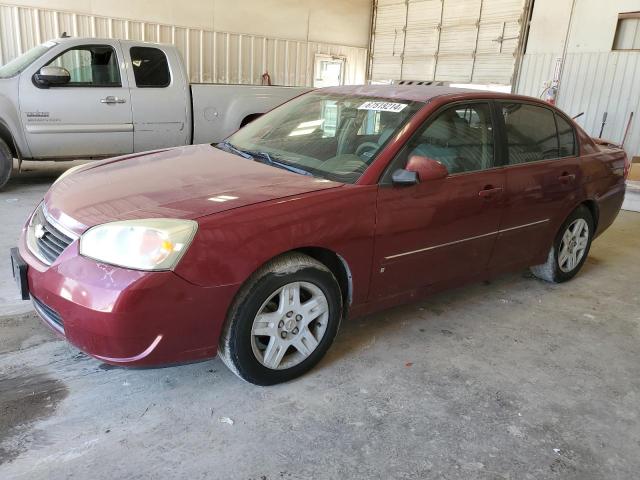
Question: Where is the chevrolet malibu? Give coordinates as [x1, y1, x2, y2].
[11, 86, 629, 385]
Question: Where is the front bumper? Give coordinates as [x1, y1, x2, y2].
[18, 229, 240, 366]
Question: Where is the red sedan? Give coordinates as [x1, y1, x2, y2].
[11, 86, 628, 385]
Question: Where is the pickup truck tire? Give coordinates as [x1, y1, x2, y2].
[530, 205, 594, 283]
[218, 253, 342, 385]
[0, 138, 12, 190]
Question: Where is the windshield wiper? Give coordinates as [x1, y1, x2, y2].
[217, 141, 312, 177]
[247, 151, 313, 177]
[216, 140, 253, 159]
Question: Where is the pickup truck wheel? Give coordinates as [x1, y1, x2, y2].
[218, 253, 342, 385]
[0, 138, 12, 190]
[530, 205, 594, 283]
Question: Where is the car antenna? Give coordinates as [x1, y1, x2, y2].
[61, 31, 70, 38]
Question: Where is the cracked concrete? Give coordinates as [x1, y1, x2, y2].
[1, 165, 639, 479]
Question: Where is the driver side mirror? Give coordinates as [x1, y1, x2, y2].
[391, 155, 448, 186]
[34, 66, 71, 88]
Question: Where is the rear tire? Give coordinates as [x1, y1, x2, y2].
[0, 138, 12, 190]
[530, 205, 594, 283]
[218, 253, 342, 385]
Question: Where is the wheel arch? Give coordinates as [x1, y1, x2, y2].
[0, 121, 19, 159]
[240, 113, 263, 128]
[294, 247, 353, 309]
[581, 199, 599, 231]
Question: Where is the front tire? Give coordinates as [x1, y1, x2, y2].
[0, 138, 12, 190]
[218, 253, 343, 385]
[530, 205, 594, 283]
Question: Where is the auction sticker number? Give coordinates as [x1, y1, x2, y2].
[358, 101, 407, 113]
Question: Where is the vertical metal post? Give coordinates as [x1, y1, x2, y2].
[399, 0, 409, 81]
[14, 6, 23, 54]
[284, 40, 289, 85]
[213, 32, 218, 82]
[470, 0, 484, 83]
[433, 0, 444, 82]
[238, 34, 243, 83]
[250, 36, 255, 84]
[34, 9, 42, 44]
[225, 32, 230, 84]
[199, 29, 204, 82]
[72, 13, 78, 37]
[185, 28, 191, 80]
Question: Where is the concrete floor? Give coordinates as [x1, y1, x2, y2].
[1, 163, 640, 479]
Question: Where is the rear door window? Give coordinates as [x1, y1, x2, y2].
[130, 47, 170, 87]
[501, 103, 559, 164]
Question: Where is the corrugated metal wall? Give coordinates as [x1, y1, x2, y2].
[517, 52, 640, 157]
[370, 0, 527, 84]
[0, 3, 368, 86]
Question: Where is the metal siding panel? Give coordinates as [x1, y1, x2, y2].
[517, 51, 640, 157]
[0, 3, 366, 88]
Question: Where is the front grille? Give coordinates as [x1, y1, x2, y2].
[27, 204, 75, 265]
[32, 296, 64, 333]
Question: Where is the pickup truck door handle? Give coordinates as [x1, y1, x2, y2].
[100, 96, 126, 104]
[478, 186, 503, 199]
[558, 172, 576, 184]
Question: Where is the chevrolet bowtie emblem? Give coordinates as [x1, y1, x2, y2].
[34, 224, 45, 239]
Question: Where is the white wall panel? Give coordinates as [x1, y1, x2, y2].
[0, 0, 372, 49]
[517, 52, 640, 158]
[0, 3, 367, 86]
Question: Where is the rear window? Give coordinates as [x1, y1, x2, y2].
[130, 47, 170, 87]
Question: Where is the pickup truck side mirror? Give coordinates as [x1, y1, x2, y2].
[34, 66, 71, 88]
[392, 155, 448, 186]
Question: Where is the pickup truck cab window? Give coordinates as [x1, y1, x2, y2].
[44, 45, 121, 87]
[501, 103, 560, 164]
[224, 92, 423, 183]
[130, 47, 171, 88]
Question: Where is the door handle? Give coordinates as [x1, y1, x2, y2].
[478, 186, 503, 199]
[558, 172, 576, 184]
[100, 96, 126, 104]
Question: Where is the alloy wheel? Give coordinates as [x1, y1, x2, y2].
[250, 281, 329, 370]
[558, 218, 589, 273]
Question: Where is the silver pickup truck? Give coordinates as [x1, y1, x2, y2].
[0, 37, 311, 188]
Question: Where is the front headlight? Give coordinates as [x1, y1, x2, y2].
[79, 219, 198, 271]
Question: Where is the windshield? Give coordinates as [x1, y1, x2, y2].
[0, 41, 57, 79]
[222, 92, 424, 183]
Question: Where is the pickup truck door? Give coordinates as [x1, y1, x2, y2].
[123, 43, 190, 151]
[19, 41, 133, 158]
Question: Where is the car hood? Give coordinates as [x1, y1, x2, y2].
[45, 144, 343, 235]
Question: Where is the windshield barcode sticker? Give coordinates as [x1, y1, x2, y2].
[358, 101, 407, 113]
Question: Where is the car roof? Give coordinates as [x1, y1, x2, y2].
[318, 84, 526, 104]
